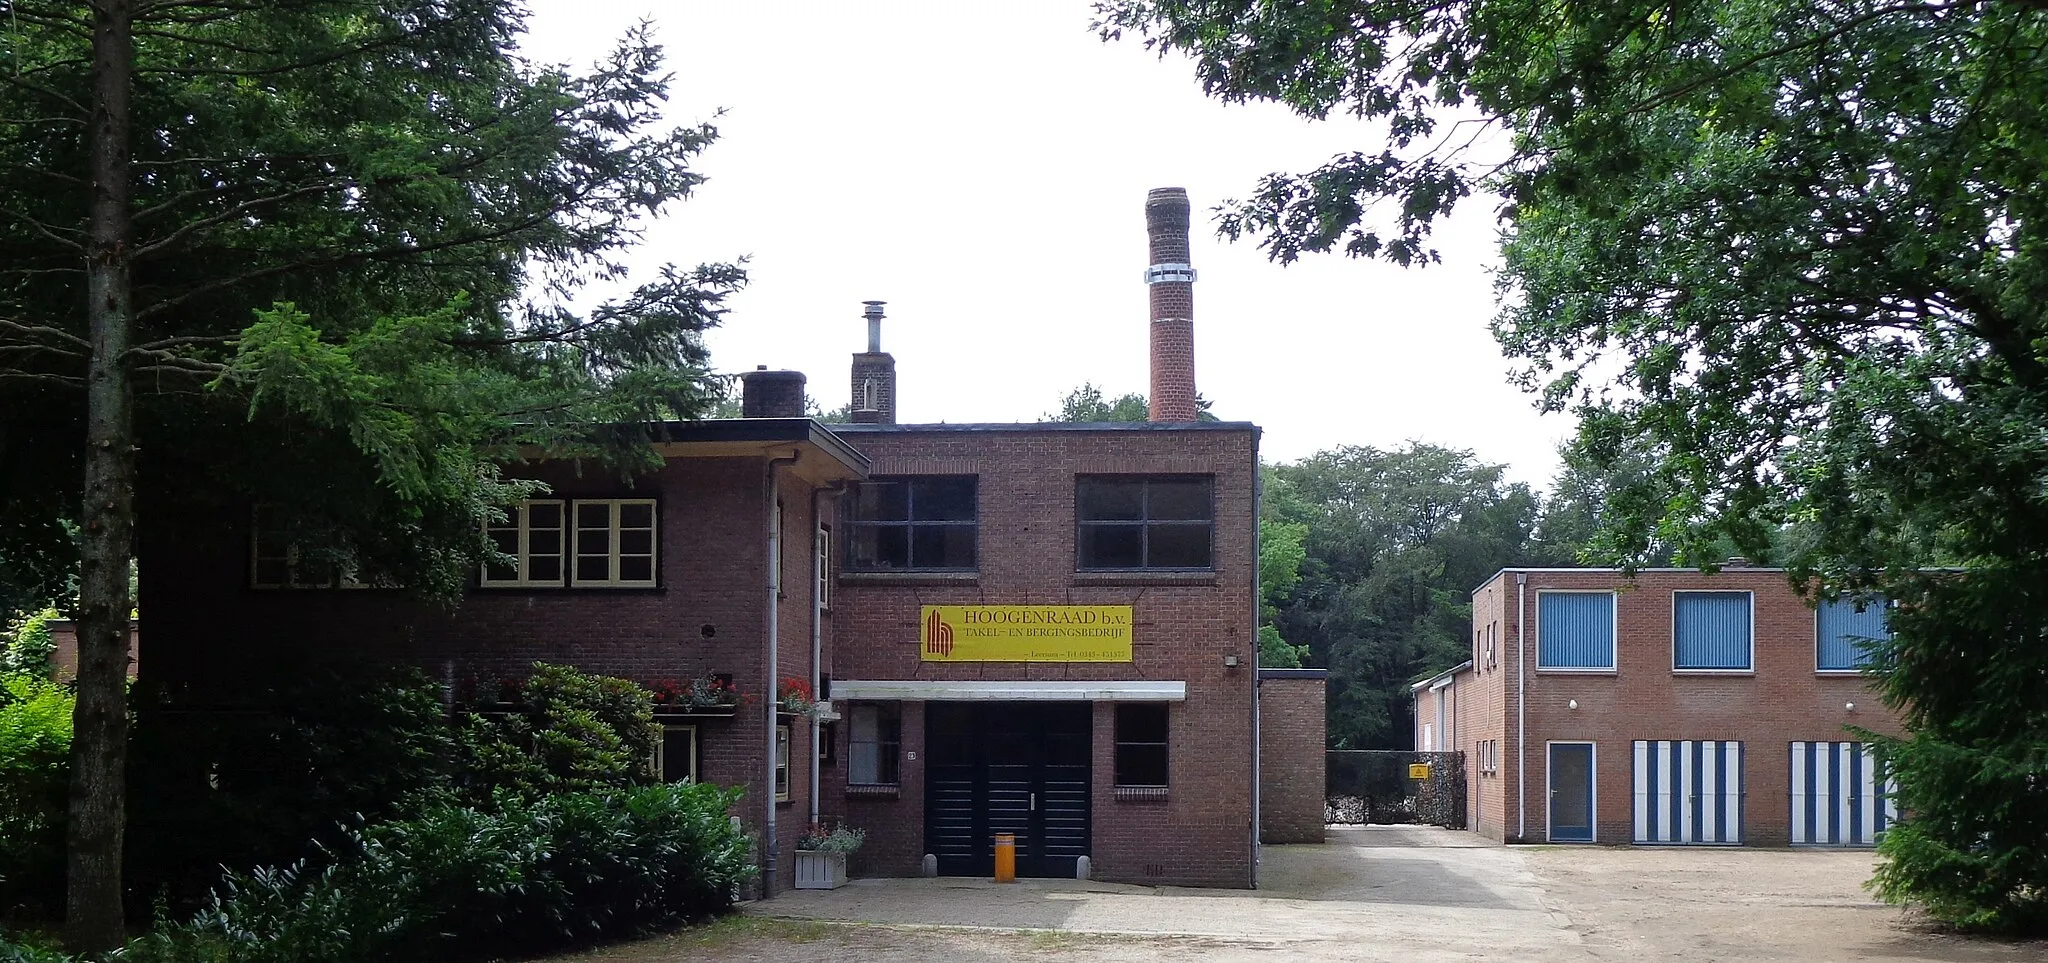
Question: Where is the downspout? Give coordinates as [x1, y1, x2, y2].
[1250, 437, 1263, 887]
[1516, 572, 1528, 842]
[762, 451, 800, 897]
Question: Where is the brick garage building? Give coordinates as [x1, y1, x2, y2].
[1421, 567, 1902, 847]
[139, 187, 1322, 892]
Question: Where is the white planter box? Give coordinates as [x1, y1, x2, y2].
[793, 850, 848, 890]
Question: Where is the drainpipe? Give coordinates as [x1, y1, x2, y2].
[1516, 572, 1528, 842]
[763, 451, 800, 897]
[1249, 446, 1263, 887]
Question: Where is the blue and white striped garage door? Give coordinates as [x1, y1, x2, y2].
[1632, 740, 1745, 844]
[1790, 742, 1897, 846]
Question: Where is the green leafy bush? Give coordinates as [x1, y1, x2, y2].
[0, 609, 59, 679]
[120, 782, 753, 963]
[455, 662, 659, 802]
[0, 672, 73, 914]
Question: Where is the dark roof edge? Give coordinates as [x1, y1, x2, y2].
[824, 421, 1260, 434]
[654, 418, 871, 474]
[1469, 565, 1792, 596]
[1409, 660, 1474, 692]
[1258, 667, 1330, 680]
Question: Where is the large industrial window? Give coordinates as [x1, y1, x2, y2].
[844, 476, 978, 571]
[848, 703, 901, 786]
[1817, 596, 1890, 672]
[1673, 591, 1753, 671]
[1076, 476, 1213, 570]
[1114, 703, 1169, 787]
[1536, 591, 1616, 670]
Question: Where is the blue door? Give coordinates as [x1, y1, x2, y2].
[1550, 743, 1596, 841]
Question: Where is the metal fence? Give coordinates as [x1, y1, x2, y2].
[1326, 750, 1466, 828]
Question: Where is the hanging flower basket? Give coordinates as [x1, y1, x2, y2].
[777, 677, 822, 720]
[647, 676, 745, 719]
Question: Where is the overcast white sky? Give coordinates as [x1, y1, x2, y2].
[520, 1, 1572, 486]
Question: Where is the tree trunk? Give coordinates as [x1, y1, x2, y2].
[66, 0, 137, 952]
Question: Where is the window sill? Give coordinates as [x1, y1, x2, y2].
[1671, 669, 1755, 676]
[1072, 571, 1216, 586]
[1533, 667, 1617, 675]
[1113, 786, 1170, 802]
[1814, 669, 1868, 676]
[838, 571, 979, 586]
[844, 784, 901, 799]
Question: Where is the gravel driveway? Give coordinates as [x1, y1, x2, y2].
[560, 825, 2043, 962]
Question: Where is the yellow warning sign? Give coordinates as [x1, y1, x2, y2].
[918, 605, 1133, 662]
[1409, 763, 1432, 780]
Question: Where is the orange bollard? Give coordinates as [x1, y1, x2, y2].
[993, 833, 1016, 883]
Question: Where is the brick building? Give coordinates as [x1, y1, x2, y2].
[1417, 566, 1901, 847]
[139, 188, 1323, 892]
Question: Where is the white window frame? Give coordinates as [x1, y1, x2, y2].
[251, 507, 369, 590]
[1546, 740, 1599, 843]
[775, 723, 792, 802]
[1815, 596, 1889, 675]
[1670, 590, 1756, 674]
[1535, 589, 1619, 673]
[479, 499, 567, 588]
[569, 498, 658, 588]
[816, 521, 832, 611]
[651, 724, 698, 783]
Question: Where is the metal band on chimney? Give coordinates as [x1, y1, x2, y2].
[1143, 264, 1197, 284]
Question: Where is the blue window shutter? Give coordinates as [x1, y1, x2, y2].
[1817, 597, 1889, 671]
[1539, 593, 1615, 668]
[1674, 592, 1752, 669]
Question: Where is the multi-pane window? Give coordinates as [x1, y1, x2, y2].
[651, 725, 697, 783]
[250, 507, 364, 589]
[844, 476, 978, 571]
[774, 723, 792, 802]
[1817, 596, 1890, 672]
[816, 523, 832, 610]
[1076, 476, 1214, 570]
[1114, 703, 1169, 787]
[573, 499, 657, 587]
[848, 703, 901, 786]
[1673, 591, 1753, 670]
[1537, 591, 1616, 669]
[480, 498, 656, 588]
[481, 500, 565, 587]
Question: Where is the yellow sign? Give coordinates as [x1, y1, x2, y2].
[919, 605, 1133, 662]
[1409, 763, 1432, 780]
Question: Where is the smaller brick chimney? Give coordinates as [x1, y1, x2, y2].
[850, 300, 896, 425]
[741, 365, 807, 418]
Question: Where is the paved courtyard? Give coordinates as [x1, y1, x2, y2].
[563, 825, 2044, 962]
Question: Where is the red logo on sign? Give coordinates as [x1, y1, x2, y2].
[925, 610, 954, 656]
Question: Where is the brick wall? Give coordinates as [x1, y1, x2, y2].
[1257, 672, 1326, 844]
[46, 620, 138, 683]
[826, 424, 1258, 887]
[1467, 568, 1903, 845]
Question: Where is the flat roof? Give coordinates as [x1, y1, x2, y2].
[826, 421, 1259, 435]
[651, 418, 871, 477]
[1470, 565, 1790, 596]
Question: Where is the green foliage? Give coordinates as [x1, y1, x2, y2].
[1267, 444, 1560, 748]
[0, 673, 73, 914]
[1042, 383, 1218, 423]
[0, 609, 59, 679]
[456, 663, 659, 803]
[1257, 519, 1308, 668]
[111, 783, 754, 963]
[1103, 0, 2048, 925]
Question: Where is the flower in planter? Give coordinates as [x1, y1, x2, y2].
[777, 677, 820, 718]
[795, 823, 865, 854]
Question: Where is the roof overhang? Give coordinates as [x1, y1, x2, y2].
[1409, 659, 1474, 693]
[648, 418, 869, 484]
[831, 680, 1187, 702]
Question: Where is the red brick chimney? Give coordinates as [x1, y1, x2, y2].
[1144, 188, 1198, 422]
[849, 300, 896, 424]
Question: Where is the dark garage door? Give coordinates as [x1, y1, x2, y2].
[926, 702, 1091, 878]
